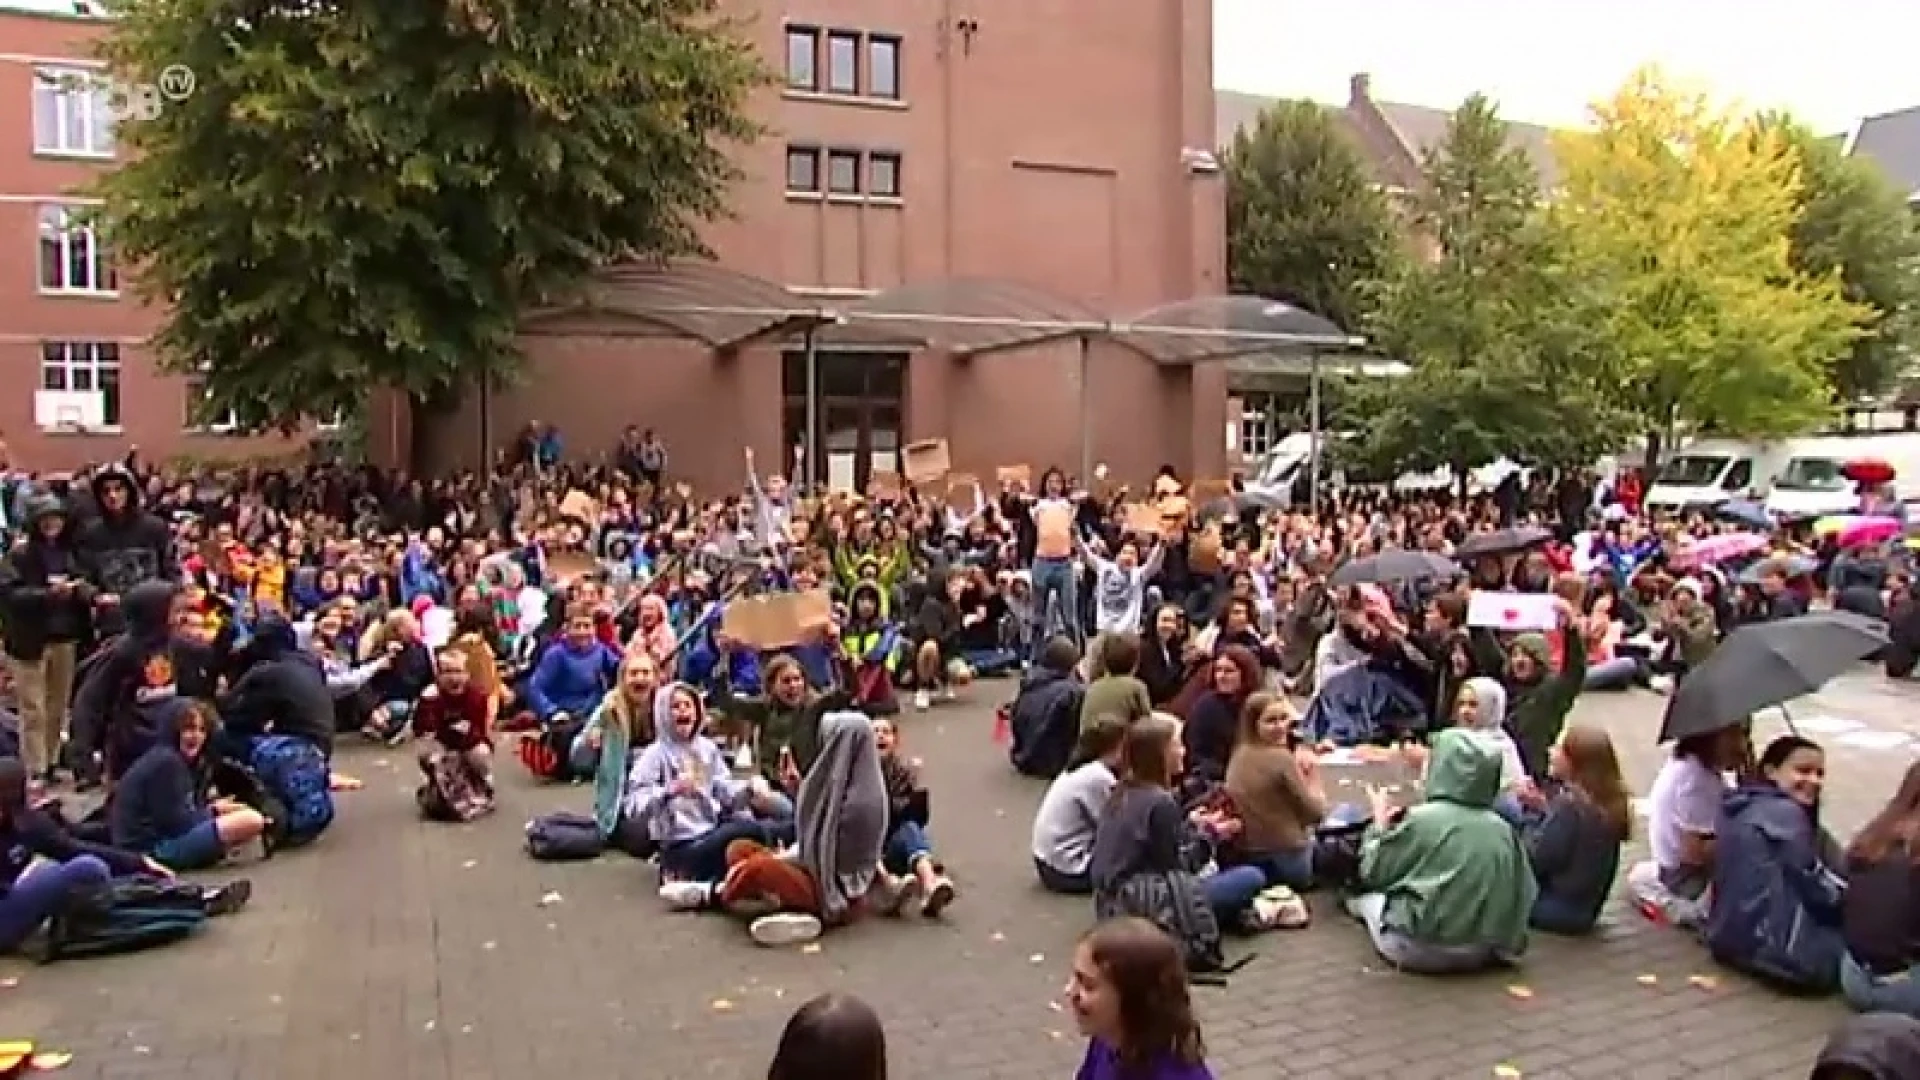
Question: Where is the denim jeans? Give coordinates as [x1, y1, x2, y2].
[1034, 857, 1091, 894]
[1583, 656, 1642, 692]
[883, 821, 933, 875]
[1841, 952, 1920, 1017]
[1346, 892, 1505, 974]
[660, 819, 770, 882]
[1029, 557, 1081, 661]
[1203, 865, 1268, 926]
[0, 855, 111, 951]
[1530, 891, 1598, 935]
[1244, 848, 1314, 890]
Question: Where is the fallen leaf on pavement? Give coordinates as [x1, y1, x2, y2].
[1048, 1030, 1063, 1041]
[30, 1051, 74, 1070]
[800, 943, 822, 955]
[328, 774, 363, 791]
[1028, 953, 1045, 964]
[1688, 974, 1719, 991]
[0, 977, 18, 989]
[1636, 974, 1659, 986]
[989, 931, 1005, 942]
[711, 999, 735, 1012]
[461, 860, 478, 870]
[1494, 1066, 1522, 1079]
[482, 941, 497, 951]
[538, 891, 564, 907]
[1047, 1001, 1062, 1012]
[1505, 985, 1534, 1000]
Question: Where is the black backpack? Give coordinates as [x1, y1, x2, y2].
[42, 877, 207, 962]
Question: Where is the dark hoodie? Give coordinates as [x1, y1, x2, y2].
[70, 580, 226, 777]
[107, 705, 213, 853]
[218, 613, 336, 756]
[0, 493, 93, 659]
[1813, 1014, 1920, 1080]
[75, 465, 176, 598]
[0, 758, 145, 891]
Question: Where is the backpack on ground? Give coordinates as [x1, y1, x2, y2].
[43, 876, 208, 962]
[249, 734, 334, 847]
[210, 756, 291, 855]
[525, 811, 606, 861]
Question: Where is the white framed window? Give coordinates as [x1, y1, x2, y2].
[38, 204, 116, 294]
[184, 375, 238, 432]
[1236, 396, 1278, 457]
[32, 66, 115, 157]
[40, 342, 121, 428]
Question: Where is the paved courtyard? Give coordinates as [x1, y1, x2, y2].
[9, 672, 1920, 1079]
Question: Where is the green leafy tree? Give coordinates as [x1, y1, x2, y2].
[1350, 94, 1623, 485]
[1224, 99, 1400, 332]
[94, 0, 766, 446]
[1759, 115, 1920, 402]
[1549, 68, 1868, 467]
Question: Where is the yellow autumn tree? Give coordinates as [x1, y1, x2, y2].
[1549, 67, 1866, 464]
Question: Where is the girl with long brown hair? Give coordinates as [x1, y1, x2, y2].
[1223, 692, 1326, 890]
[1525, 725, 1631, 935]
[1839, 760, 1920, 1016]
[1065, 916, 1212, 1079]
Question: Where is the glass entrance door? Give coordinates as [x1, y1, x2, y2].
[783, 350, 907, 492]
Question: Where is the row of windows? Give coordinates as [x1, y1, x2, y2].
[40, 342, 336, 433]
[786, 146, 902, 198]
[786, 26, 901, 100]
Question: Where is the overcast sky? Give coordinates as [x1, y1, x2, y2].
[1214, 0, 1920, 136]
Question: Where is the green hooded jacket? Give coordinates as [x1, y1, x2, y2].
[1359, 729, 1537, 953]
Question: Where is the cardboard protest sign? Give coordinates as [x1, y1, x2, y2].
[903, 439, 951, 484]
[1122, 503, 1165, 536]
[1467, 590, 1559, 632]
[946, 473, 980, 497]
[558, 489, 598, 522]
[722, 589, 833, 650]
[546, 550, 597, 582]
[996, 464, 1032, 490]
[870, 471, 903, 500]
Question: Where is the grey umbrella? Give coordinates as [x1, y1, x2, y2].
[1658, 611, 1890, 742]
[1454, 526, 1554, 561]
[1196, 491, 1287, 521]
[1328, 549, 1459, 589]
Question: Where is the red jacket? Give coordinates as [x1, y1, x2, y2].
[412, 685, 493, 750]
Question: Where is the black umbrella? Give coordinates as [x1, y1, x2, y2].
[1454, 526, 1553, 561]
[1196, 491, 1286, 521]
[1328, 549, 1458, 588]
[1658, 611, 1889, 742]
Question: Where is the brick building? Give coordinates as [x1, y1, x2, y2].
[0, 0, 1257, 489]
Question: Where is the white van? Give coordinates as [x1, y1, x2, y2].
[1644, 439, 1791, 514]
[1764, 433, 1920, 518]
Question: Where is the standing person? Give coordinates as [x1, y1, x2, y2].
[0, 495, 93, 788]
[1064, 917, 1214, 1080]
[75, 465, 176, 635]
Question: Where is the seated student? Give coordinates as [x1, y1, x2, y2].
[1224, 693, 1326, 890]
[1706, 735, 1845, 993]
[907, 569, 973, 712]
[1067, 916, 1216, 1080]
[359, 610, 435, 745]
[1628, 725, 1748, 928]
[870, 717, 956, 917]
[1450, 678, 1533, 827]
[1032, 717, 1128, 894]
[570, 651, 659, 857]
[711, 652, 850, 817]
[767, 993, 890, 1080]
[526, 603, 621, 736]
[1079, 632, 1153, 732]
[1346, 728, 1535, 974]
[110, 700, 270, 870]
[1008, 636, 1085, 778]
[692, 712, 907, 948]
[412, 648, 498, 822]
[840, 581, 900, 716]
[0, 757, 250, 952]
[1090, 713, 1265, 933]
[1838, 761, 1920, 1016]
[1137, 604, 1190, 707]
[1524, 726, 1631, 934]
[636, 682, 779, 888]
[70, 580, 232, 786]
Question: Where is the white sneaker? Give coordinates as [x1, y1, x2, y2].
[1649, 674, 1674, 695]
[750, 912, 823, 947]
[658, 880, 712, 911]
[913, 689, 931, 711]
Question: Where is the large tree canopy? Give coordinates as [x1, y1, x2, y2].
[95, 0, 765, 431]
[1223, 98, 1399, 333]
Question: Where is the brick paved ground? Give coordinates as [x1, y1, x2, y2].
[9, 671, 1920, 1079]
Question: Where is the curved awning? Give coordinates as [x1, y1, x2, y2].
[839, 278, 1109, 358]
[1110, 295, 1356, 364]
[520, 261, 829, 348]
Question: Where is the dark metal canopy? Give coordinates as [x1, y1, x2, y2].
[1111, 295, 1353, 364]
[520, 261, 829, 348]
[838, 278, 1109, 358]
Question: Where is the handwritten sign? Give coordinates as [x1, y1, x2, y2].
[996, 464, 1032, 490]
[870, 471, 903, 500]
[1466, 590, 1559, 632]
[903, 438, 952, 484]
[1122, 503, 1164, 536]
[721, 589, 833, 650]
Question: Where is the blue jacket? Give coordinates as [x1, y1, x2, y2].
[1704, 783, 1845, 992]
[108, 707, 211, 853]
[526, 639, 621, 721]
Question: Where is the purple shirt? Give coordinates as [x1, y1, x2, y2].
[1077, 1038, 1214, 1080]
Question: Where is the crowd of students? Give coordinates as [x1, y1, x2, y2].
[0, 446, 1918, 1076]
